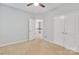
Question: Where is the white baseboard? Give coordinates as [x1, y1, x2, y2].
[0, 39, 27, 48]
[64, 46, 79, 53]
[0, 38, 79, 53]
[44, 39, 79, 53]
[44, 39, 64, 47]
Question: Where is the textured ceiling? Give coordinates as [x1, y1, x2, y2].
[4, 3, 63, 14]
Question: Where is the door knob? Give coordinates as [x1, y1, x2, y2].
[62, 32, 68, 34]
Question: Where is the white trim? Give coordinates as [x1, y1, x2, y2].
[0, 40, 27, 48]
[0, 38, 79, 53]
[44, 39, 79, 53]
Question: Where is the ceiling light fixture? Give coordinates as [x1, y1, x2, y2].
[33, 3, 39, 6]
[27, 3, 45, 8]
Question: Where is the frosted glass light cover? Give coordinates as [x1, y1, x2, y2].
[33, 3, 39, 6]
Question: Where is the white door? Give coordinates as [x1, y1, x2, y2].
[29, 19, 35, 40]
[54, 16, 65, 46]
[64, 14, 78, 50]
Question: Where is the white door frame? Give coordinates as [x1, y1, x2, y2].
[29, 19, 44, 40]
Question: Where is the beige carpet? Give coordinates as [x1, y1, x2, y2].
[0, 39, 78, 55]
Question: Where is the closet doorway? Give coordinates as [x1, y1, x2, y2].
[29, 19, 43, 40]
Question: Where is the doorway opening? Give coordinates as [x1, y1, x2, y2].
[29, 19, 43, 40]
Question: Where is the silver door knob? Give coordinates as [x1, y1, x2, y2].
[62, 32, 68, 34]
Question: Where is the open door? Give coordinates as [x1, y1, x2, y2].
[29, 19, 43, 40]
[29, 19, 35, 40]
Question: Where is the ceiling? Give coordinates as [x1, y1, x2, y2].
[4, 3, 63, 14]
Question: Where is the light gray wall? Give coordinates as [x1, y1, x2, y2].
[42, 4, 79, 52]
[42, 4, 79, 42]
[44, 10, 79, 52]
[43, 15, 54, 41]
[0, 4, 30, 45]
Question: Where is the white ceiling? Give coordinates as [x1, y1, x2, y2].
[4, 3, 63, 14]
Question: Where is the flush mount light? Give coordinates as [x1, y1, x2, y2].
[27, 3, 45, 8]
[33, 3, 39, 6]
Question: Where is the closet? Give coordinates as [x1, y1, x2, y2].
[54, 16, 65, 46]
[64, 13, 79, 51]
[54, 12, 79, 52]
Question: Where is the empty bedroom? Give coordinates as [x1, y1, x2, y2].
[0, 3, 79, 55]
